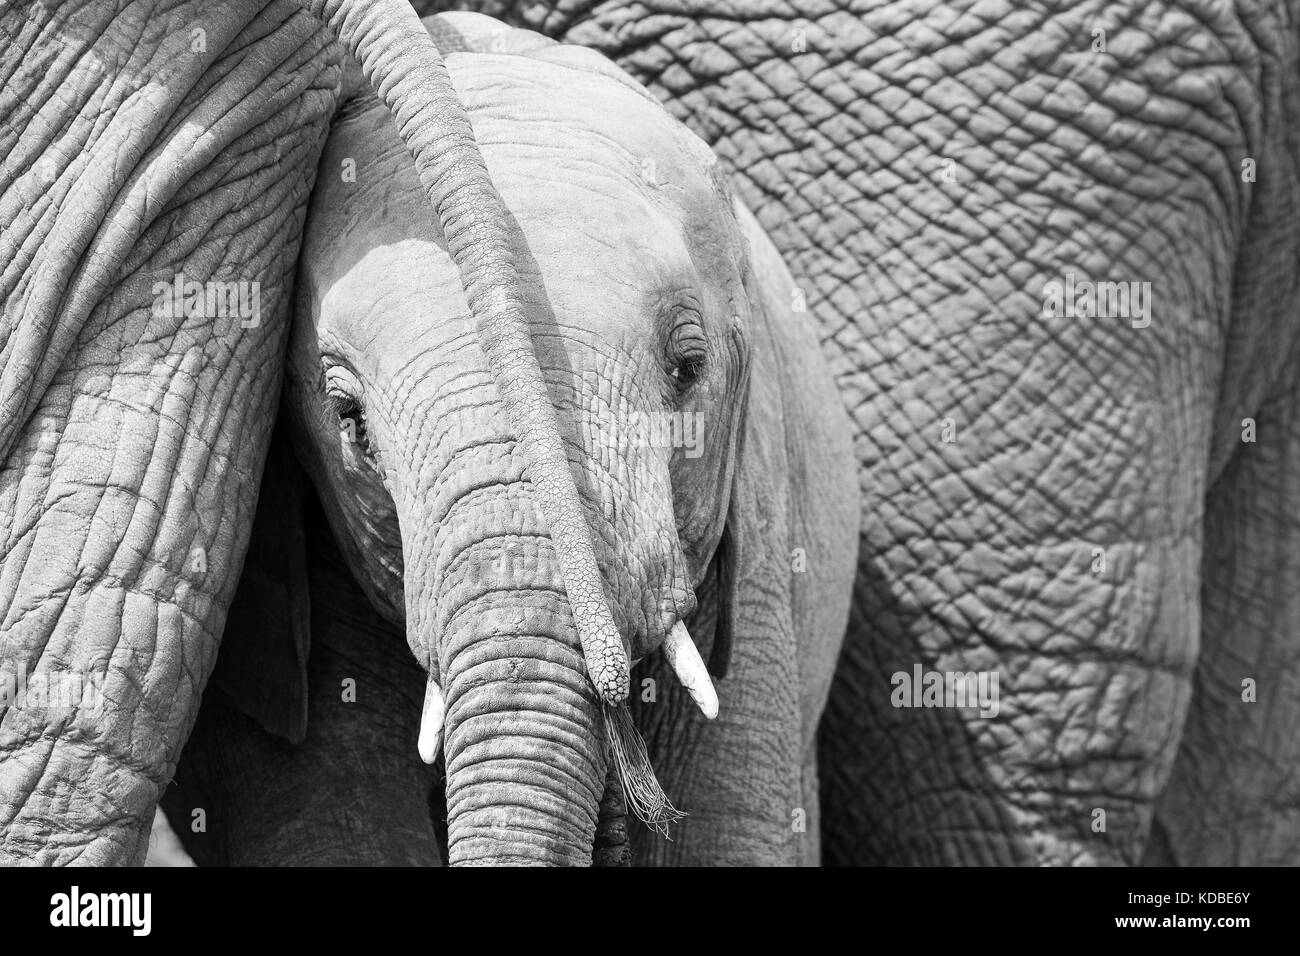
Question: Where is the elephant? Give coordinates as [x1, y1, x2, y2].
[162, 10, 859, 866]
[398, 0, 1300, 865]
[0, 0, 654, 865]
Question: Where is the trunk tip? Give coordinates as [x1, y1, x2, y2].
[585, 622, 630, 704]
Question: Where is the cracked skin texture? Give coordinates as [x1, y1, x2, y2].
[0, 0, 536, 865]
[0, 0, 341, 865]
[407, 0, 1300, 863]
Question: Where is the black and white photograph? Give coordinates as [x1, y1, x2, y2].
[0, 0, 1293, 917]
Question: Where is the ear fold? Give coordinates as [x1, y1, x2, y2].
[210, 419, 312, 744]
[703, 523, 735, 679]
[701, 196, 793, 684]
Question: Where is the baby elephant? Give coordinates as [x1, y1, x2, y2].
[186, 11, 858, 866]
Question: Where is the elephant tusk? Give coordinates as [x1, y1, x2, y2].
[662, 621, 718, 719]
[418, 678, 445, 764]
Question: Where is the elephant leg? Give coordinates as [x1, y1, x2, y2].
[0, 1, 345, 863]
[168, 497, 441, 866]
[1150, 362, 1300, 865]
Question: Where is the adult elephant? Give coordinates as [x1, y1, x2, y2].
[411, 0, 1300, 864]
[166, 11, 858, 866]
[0, 0, 636, 865]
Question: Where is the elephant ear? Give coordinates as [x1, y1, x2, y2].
[699, 198, 794, 682]
[703, 523, 736, 679]
[211, 420, 312, 744]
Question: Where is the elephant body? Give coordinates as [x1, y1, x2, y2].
[0, 0, 342, 863]
[402, 0, 1300, 865]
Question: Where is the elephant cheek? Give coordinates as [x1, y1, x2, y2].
[405, 489, 607, 866]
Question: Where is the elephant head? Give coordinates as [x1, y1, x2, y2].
[271, 12, 768, 865]
[0, 0, 597, 864]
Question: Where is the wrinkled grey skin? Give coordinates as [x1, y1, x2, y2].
[407, 0, 1300, 864]
[213, 11, 855, 866]
[0, 0, 545, 865]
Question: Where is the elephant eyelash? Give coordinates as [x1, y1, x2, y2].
[671, 354, 706, 389]
[326, 392, 370, 450]
[323, 390, 353, 420]
[665, 309, 707, 397]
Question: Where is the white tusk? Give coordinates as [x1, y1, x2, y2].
[662, 621, 718, 719]
[418, 678, 445, 764]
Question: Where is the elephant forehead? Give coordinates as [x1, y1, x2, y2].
[450, 54, 719, 210]
[319, 226, 686, 367]
[310, 76, 712, 288]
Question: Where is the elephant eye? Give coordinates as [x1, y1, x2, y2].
[667, 313, 707, 395]
[670, 354, 704, 387]
[321, 362, 372, 455]
[330, 394, 370, 451]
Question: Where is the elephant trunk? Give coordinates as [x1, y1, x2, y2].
[306, 0, 629, 706]
[408, 479, 606, 866]
[441, 642, 604, 867]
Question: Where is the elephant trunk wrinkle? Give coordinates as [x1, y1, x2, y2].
[442, 695, 602, 865]
[431, 560, 605, 865]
